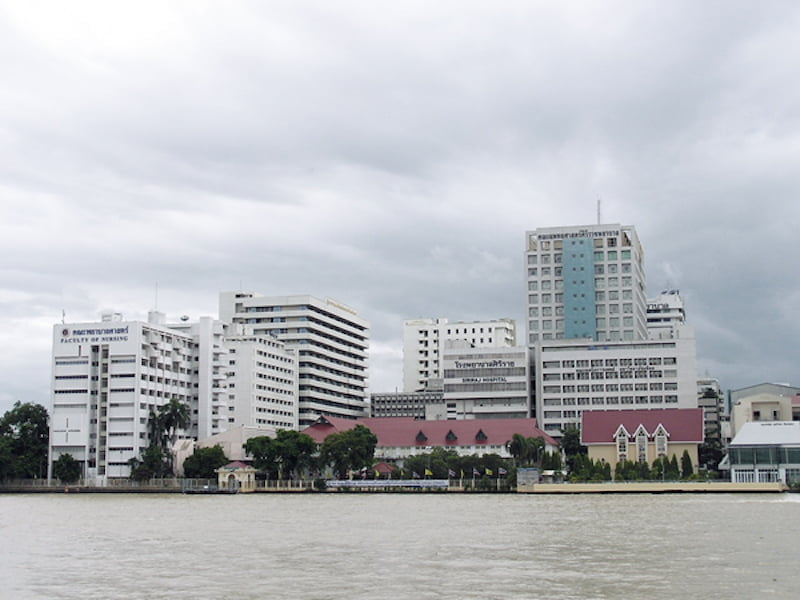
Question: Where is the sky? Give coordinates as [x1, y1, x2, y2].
[1, 1, 798, 415]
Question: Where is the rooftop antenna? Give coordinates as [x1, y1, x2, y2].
[61, 309, 66, 325]
[596, 196, 602, 225]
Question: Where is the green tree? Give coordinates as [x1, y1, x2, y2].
[0, 401, 49, 479]
[319, 425, 378, 478]
[666, 454, 680, 480]
[137, 398, 191, 478]
[128, 445, 169, 481]
[680, 450, 694, 479]
[244, 436, 279, 477]
[506, 433, 529, 466]
[183, 445, 229, 479]
[560, 426, 586, 472]
[273, 430, 318, 479]
[158, 398, 190, 454]
[698, 437, 723, 472]
[53, 453, 82, 483]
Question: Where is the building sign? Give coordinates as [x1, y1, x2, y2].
[462, 377, 508, 384]
[537, 229, 620, 241]
[60, 326, 130, 344]
[454, 360, 515, 369]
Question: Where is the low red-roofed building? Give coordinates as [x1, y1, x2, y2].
[303, 416, 558, 462]
[581, 409, 703, 473]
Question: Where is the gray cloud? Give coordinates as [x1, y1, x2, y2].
[1, 1, 799, 413]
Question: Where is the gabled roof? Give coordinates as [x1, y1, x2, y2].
[581, 409, 703, 445]
[303, 416, 558, 448]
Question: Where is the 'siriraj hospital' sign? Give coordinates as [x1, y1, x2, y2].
[60, 326, 130, 344]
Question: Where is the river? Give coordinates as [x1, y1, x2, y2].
[1, 492, 797, 599]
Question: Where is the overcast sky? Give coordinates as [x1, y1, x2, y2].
[1, 1, 798, 415]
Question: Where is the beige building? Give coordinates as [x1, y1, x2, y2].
[731, 393, 795, 437]
[581, 409, 704, 474]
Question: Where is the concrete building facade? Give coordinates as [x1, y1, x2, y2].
[402, 317, 516, 392]
[525, 224, 647, 344]
[370, 390, 444, 419]
[49, 311, 229, 480]
[533, 333, 698, 435]
[220, 292, 369, 427]
[224, 327, 299, 430]
[429, 345, 531, 420]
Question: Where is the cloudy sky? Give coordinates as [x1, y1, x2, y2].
[1, 1, 798, 415]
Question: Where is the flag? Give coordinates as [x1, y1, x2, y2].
[424, 468, 433, 477]
[460, 469, 465, 479]
[498, 467, 507, 476]
[472, 467, 480, 477]
[448, 469, 457, 478]
[412, 471, 420, 479]
[486, 468, 493, 476]
[375, 469, 381, 479]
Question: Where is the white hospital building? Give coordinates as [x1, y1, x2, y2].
[220, 292, 369, 427]
[49, 311, 229, 480]
[402, 317, 516, 392]
[525, 224, 698, 436]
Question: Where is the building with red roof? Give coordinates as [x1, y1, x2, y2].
[303, 416, 558, 462]
[581, 408, 703, 472]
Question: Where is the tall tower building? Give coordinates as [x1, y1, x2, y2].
[524, 224, 647, 344]
[49, 311, 228, 480]
[402, 317, 516, 392]
[220, 292, 369, 427]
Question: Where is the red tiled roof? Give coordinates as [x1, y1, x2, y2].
[302, 416, 558, 448]
[580, 409, 704, 444]
[220, 460, 252, 470]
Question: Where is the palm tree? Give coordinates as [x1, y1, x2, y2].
[159, 397, 190, 450]
[506, 433, 529, 467]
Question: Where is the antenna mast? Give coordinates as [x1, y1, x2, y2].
[597, 196, 602, 225]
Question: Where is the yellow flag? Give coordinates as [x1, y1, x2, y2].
[486, 468, 493, 476]
[424, 468, 433, 476]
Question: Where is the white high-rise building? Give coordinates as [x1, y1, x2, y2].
[525, 224, 647, 344]
[49, 311, 228, 480]
[220, 292, 369, 427]
[402, 317, 516, 392]
[224, 326, 299, 430]
[525, 224, 699, 436]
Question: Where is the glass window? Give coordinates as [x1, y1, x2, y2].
[594, 251, 604, 262]
[608, 250, 618, 261]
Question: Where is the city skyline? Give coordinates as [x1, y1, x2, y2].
[2, 3, 799, 414]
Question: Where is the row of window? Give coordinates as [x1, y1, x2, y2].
[527, 249, 633, 265]
[543, 381, 678, 395]
[541, 396, 679, 409]
[542, 369, 677, 381]
[544, 357, 674, 368]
